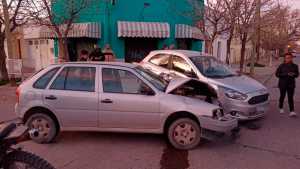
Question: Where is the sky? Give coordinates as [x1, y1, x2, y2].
[205, 0, 300, 9]
[285, 0, 300, 9]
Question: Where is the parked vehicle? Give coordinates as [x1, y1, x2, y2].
[0, 122, 55, 169]
[141, 50, 270, 120]
[15, 62, 238, 150]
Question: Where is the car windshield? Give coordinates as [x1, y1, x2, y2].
[190, 56, 237, 78]
[135, 66, 168, 92]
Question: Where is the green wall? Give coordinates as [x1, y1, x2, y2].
[53, 0, 204, 59]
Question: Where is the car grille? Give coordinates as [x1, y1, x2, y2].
[248, 94, 269, 105]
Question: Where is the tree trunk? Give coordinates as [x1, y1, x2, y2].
[240, 33, 248, 73]
[256, 41, 260, 62]
[226, 28, 234, 65]
[249, 42, 256, 76]
[58, 38, 69, 62]
[0, 37, 9, 81]
[209, 39, 214, 55]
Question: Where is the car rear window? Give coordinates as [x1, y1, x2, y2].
[50, 67, 96, 92]
[33, 67, 60, 89]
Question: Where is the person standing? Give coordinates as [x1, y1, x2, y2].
[89, 47, 105, 61]
[276, 53, 299, 117]
[169, 44, 176, 50]
[102, 44, 116, 62]
[78, 49, 89, 61]
[162, 44, 168, 50]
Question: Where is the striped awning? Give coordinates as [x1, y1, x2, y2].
[118, 21, 170, 38]
[175, 24, 205, 40]
[40, 22, 101, 39]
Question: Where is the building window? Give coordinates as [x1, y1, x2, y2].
[28, 40, 33, 45]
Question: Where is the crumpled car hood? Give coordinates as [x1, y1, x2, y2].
[165, 78, 193, 94]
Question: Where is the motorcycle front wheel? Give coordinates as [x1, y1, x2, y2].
[3, 151, 55, 169]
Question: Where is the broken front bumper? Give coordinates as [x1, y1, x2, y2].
[198, 115, 238, 133]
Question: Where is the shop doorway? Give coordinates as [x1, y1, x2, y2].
[125, 39, 158, 63]
[177, 39, 192, 50]
[67, 38, 98, 61]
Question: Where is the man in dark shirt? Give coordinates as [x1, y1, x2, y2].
[276, 53, 299, 117]
[89, 47, 105, 61]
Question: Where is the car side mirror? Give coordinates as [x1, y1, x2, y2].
[140, 86, 155, 96]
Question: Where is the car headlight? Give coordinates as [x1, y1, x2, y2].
[224, 88, 248, 100]
[213, 108, 224, 120]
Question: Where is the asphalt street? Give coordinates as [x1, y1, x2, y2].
[0, 59, 300, 169]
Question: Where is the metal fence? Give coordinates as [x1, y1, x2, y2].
[6, 59, 22, 76]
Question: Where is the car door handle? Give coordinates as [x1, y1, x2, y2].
[101, 99, 113, 104]
[45, 95, 57, 100]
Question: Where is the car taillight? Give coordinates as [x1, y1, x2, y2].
[16, 87, 20, 103]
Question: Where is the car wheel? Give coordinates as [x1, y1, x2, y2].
[26, 113, 57, 144]
[167, 118, 201, 150]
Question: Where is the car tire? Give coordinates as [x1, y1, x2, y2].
[26, 113, 57, 144]
[167, 118, 201, 150]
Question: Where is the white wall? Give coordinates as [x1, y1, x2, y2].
[23, 26, 55, 71]
[22, 39, 55, 71]
[202, 35, 228, 62]
[212, 36, 227, 62]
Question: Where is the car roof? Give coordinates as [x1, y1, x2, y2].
[149, 50, 212, 58]
[52, 61, 137, 69]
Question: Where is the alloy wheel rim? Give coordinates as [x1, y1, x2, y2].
[30, 117, 51, 140]
[173, 122, 197, 146]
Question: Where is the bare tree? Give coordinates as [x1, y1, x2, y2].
[0, 0, 28, 81]
[286, 9, 300, 42]
[204, 0, 230, 54]
[223, 0, 242, 64]
[25, 0, 97, 62]
[234, 0, 258, 73]
[261, 4, 300, 57]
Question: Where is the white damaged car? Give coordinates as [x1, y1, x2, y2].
[15, 62, 238, 150]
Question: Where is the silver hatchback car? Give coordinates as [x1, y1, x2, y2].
[15, 62, 238, 150]
[141, 50, 270, 120]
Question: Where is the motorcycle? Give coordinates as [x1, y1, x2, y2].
[0, 122, 56, 169]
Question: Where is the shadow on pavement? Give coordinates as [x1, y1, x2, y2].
[160, 143, 189, 169]
[239, 119, 265, 130]
[55, 131, 163, 145]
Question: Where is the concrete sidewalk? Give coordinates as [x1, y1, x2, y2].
[231, 58, 281, 85]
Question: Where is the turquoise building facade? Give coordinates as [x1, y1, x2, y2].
[51, 0, 205, 62]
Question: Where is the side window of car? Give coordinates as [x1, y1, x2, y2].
[149, 54, 170, 69]
[50, 67, 96, 92]
[172, 56, 195, 77]
[102, 68, 150, 94]
[33, 67, 60, 89]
